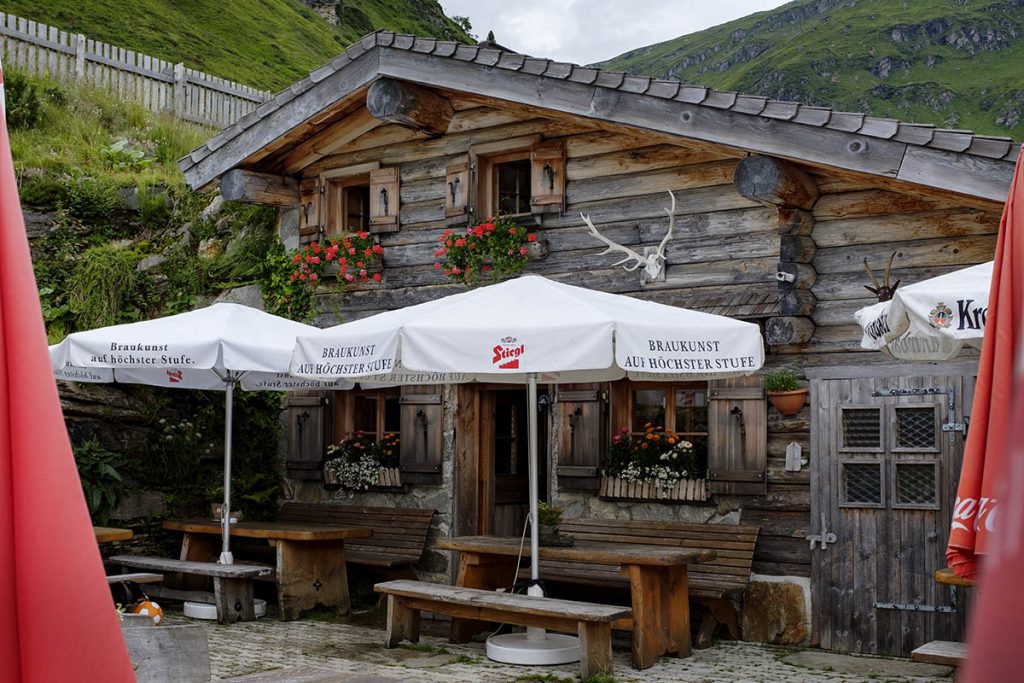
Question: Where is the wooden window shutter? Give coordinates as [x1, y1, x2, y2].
[530, 140, 565, 214]
[556, 384, 607, 492]
[445, 155, 470, 219]
[399, 385, 443, 484]
[368, 167, 400, 233]
[285, 391, 332, 480]
[298, 178, 322, 245]
[707, 377, 767, 495]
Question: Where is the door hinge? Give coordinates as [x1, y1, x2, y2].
[873, 601, 957, 614]
[942, 422, 965, 433]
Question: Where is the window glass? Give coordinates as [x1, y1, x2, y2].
[352, 395, 377, 435]
[841, 408, 882, 449]
[496, 159, 531, 215]
[895, 407, 936, 450]
[632, 390, 666, 431]
[383, 395, 401, 434]
[344, 185, 369, 231]
[895, 463, 938, 506]
[843, 462, 883, 505]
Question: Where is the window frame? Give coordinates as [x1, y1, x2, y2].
[836, 404, 886, 454]
[890, 458, 941, 510]
[318, 161, 382, 240]
[838, 458, 886, 509]
[335, 387, 401, 444]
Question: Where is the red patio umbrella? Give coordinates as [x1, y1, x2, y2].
[946, 145, 1024, 581]
[0, 62, 135, 681]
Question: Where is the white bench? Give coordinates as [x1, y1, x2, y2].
[110, 555, 272, 624]
[375, 579, 631, 678]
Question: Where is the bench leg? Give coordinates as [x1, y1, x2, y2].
[578, 621, 614, 679]
[213, 577, 255, 624]
[178, 533, 218, 592]
[624, 564, 666, 670]
[665, 565, 692, 658]
[449, 553, 517, 644]
[694, 595, 740, 649]
[276, 539, 351, 622]
[385, 595, 420, 648]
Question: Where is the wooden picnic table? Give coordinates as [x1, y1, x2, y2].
[437, 535, 716, 670]
[163, 518, 372, 620]
[934, 566, 976, 588]
[94, 526, 133, 543]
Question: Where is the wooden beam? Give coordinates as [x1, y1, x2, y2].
[766, 317, 816, 346]
[282, 108, 381, 173]
[366, 77, 454, 136]
[734, 155, 820, 209]
[220, 169, 299, 207]
[779, 289, 817, 316]
[780, 235, 817, 263]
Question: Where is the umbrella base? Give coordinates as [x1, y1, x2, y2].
[486, 631, 580, 665]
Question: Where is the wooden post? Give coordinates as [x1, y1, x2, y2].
[766, 316, 816, 346]
[734, 155, 819, 209]
[385, 595, 421, 647]
[74, 33, 86, 80]
[173, 62, 186, 118]
[577, 621, 614, 678]
[365, 77, 454, 136]
[220, 169, 300, 207]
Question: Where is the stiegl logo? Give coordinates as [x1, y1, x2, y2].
[166, 369, 183, 383]
[492, 336, 524, 370]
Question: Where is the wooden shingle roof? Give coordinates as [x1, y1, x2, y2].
[181, 31, 1018, 202]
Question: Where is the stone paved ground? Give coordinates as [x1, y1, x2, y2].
[161, 603, 954, 683]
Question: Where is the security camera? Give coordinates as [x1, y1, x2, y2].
[776, 271, 796, 283]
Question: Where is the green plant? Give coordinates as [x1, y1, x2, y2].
[73, 438, 125, 524]
[63, 176, 123, 222]
[536, 501, 563, 526]
[2, 68, 43, 130]
[763, 368, 801, 393]
[433, 216, 539, 283]
[262, 242, 317, 322]
[101, 138, 152, 171]
[605, 424, 700, 484]
[69, 245, 140, 329]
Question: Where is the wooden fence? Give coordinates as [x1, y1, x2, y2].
[0, 11, 271, 129]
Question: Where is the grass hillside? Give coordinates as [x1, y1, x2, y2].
[0, 0, 470, 91]
[599, 0, 1024, 141]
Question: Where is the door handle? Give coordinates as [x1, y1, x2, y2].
[806, 513, 837, 551]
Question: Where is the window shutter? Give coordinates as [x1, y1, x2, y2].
[707, 377, 767, 495]
[445, 155, 470, 219]
[530, 140, 565, 214]
[298, 178, 322, 245]
[399, 385, 443, 484]
[556, 384, 607, 492]
[368, 167, 400, 233]
[285, 391, 332, 480]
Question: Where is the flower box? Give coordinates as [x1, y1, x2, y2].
[324, 466, 402, 491]
[599, 475, 708, 502]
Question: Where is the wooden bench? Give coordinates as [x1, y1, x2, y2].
[109, 555, 272, 624]
[375, 579, 631, 678]
[106, 572, 163, 585]
[277, 503, 435, 579]
[529, 518, 759, 648]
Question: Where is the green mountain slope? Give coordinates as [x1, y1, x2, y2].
[0, 0, 470, 91]
[599, 0, 1024, 141]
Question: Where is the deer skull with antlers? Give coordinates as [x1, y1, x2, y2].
[581, 190, 676, 281]
[863, 251, 901, 302]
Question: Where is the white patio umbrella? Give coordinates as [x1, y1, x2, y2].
[291, 275, 764, 664]
[49, 302, 352, 564]
[855, 261, 992, 360]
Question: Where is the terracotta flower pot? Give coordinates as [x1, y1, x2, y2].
[767, 388, 809, 417]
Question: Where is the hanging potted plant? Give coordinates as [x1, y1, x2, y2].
[536, 502, 573, 547]
[763, 368, 809, 417]
[433, 216, 543, 283]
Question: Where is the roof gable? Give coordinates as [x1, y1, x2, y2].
[181, 31, 1019, 202]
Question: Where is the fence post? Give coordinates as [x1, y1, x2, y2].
[74, 33, 86, 80]
[173, 62, 186, 118]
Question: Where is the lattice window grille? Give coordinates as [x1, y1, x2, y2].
[841, 408, 882, 449]
[895, 407, 937, 450]
[842, 462, 883, 506]
[895, 463, 938, 506]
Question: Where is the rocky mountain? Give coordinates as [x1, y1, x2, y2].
[598, 0, 1024, 140]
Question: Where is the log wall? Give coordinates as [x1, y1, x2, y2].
[299, 103, 1002, 580]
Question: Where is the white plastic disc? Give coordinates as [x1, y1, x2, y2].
[486, 632, 580, 665]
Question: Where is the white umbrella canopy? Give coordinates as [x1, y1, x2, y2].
[291, 275, 764, 661]
[49, 302, 352, 563]
[855, 261, 992, 360]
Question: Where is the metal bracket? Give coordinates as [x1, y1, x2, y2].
[805, 513, 837, 551]
[872, 602, 957, 614]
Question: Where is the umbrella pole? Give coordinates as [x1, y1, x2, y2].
[220, 380, 234, 565]
[527, 373, 540, 584]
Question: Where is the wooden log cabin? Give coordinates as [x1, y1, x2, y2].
[180, 31, 1016, 658]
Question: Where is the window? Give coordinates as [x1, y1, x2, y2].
[471, 138, 565, 219]
[350, 389, 401, 441]
[627, 383, 709, 476]
[326, 176, 370, 236]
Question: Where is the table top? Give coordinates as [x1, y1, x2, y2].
[94, 526, 133, 543]
[934, 566, 976, 587]
[163, 519, 373, 542]
[438, 535, 715, 567]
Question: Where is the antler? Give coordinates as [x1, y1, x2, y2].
[580, 212, 646, 272]
[655, 190, 677, 261]
[863, 251, 901, 302]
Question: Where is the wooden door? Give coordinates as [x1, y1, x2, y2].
[479, 388, 547, 537]
[810, 373, 971, 656]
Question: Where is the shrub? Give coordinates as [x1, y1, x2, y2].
[69, 245, 139, 329]
[3, 69, 43, 129]
[73, 438, 125, 524]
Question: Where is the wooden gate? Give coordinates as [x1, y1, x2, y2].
[810, 369, 974, 656]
